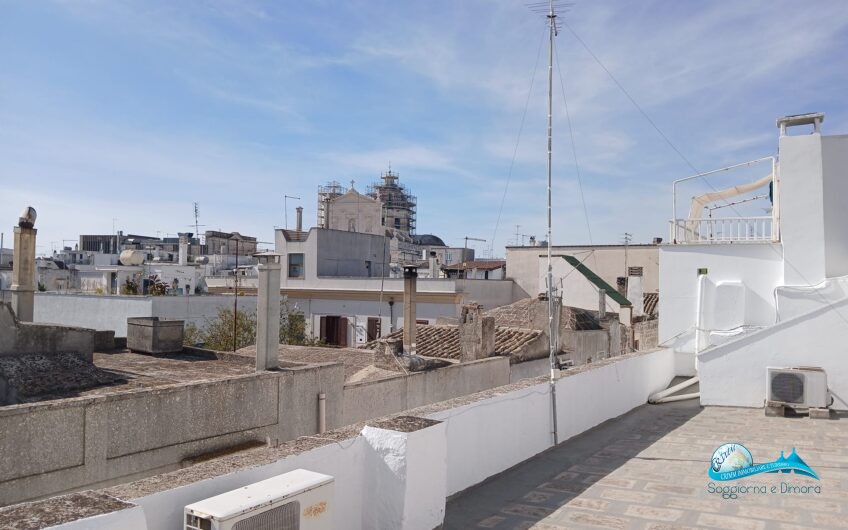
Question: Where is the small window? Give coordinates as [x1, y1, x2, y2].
[288, 253, 304, 278]
[394, 218, 401, 229]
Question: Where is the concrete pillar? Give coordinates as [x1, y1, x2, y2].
[323, 198, 331, 229]
[255, 252, 281, 371]
[598, 289, 606, 320]
[178, 233, 189, 266]
[428, 251, 438, 278]
[459, 303, 495, 362]
[403, 266, 418, 354]
[362, 417, 447, 530]
[11, 207, 37, 322]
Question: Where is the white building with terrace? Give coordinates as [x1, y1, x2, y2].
[661, 112, 848, 409]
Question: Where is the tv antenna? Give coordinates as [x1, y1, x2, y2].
[188, 202, 206, 243]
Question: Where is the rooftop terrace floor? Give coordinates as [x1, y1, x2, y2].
[445, 400, 848, 529]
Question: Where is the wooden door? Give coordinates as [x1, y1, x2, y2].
[337, 317, 348, 347]
[367, 317, 381, 341]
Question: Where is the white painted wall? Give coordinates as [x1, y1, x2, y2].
[554, 348, 674, 441]
[775, 275, 848, 322]
[134, 438, 367, 530]
[507, 245, 659, 299]
[821, 135, 848, 279]
[699, 297, 848, 410]
[429, 347, 675, 496]
[362, 422, 447, 530]
[658, 243, 784, 346]
[45, 506, 147, 530]
[779, 133, 825, 285]
[33, 293, 257, 336]
[34, 293, 153, 335]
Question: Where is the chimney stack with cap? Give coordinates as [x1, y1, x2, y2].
[11, 207, 37, 321]
[403, 265, 418, 354]
[254, 252, 282, 371]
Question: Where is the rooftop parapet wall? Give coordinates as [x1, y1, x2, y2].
[0, 351, 511, 506]
[5, 347, 675, 530]
[0, 302, 94, 360]
[0, 362, 345, 507]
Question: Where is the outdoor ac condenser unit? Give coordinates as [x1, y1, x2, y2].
[184, 469, 334, 530]
[767, 367, 830, 409]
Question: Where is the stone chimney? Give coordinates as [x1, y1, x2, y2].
[403, 265, 418, 354]
[178, 233, 189, 266]
[254, 252, 282, 371]
[428, 251, 438, 278]
[296, 206, 304, 232]
[11, 207, 37, 322]
[459, 302, 495, 362]
[323, 197, 332, 229]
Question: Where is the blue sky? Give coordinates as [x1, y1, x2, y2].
[2, 1, 847, 257]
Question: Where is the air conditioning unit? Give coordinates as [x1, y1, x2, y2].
[767, 367, 830, 409]
[184, 469, 334, 530]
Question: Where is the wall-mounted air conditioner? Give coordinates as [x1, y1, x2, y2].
[767, 367, 830, 409]
[184, 469, 334, 530]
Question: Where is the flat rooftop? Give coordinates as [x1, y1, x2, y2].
[445, 400, 848, 529]
[16, 344, 395, 403]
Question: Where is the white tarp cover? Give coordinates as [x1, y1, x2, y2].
[688, 173, 773, 220]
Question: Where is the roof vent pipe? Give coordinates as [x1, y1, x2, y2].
[402, 265, 418, 355]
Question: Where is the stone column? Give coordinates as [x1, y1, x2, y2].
[11, 207, 37, 322]
[459, 303, 495, 362]
[178, 233, 189, 266]
[255, 252, 281, 371]
[362, 417, 447, 530]
[402, 266, 418, 354]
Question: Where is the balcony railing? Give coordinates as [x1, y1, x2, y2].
[669, 216, 774, 244]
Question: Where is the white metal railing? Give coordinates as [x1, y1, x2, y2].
[669, 216, 773, 244]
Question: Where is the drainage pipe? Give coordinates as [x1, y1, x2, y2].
[649, 376, 699, 404]
[652, 392, 700, 404]
[318, 392, 326, 434]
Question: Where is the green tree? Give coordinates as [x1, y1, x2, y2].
[184, 307, 257, 351]
[280, 301, 306, 345]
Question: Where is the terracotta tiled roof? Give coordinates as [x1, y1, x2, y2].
[643, 292, 659, 316]
[361, 324, 541, 360]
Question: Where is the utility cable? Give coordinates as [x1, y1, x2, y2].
[490, 24, 547, 256]
[553, 37, 597, 271]
[563, 19, 848, 330]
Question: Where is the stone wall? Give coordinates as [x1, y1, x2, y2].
[634, 319, 659, 351]
[0, 354, 513, 506]
[0, 303, 94, 360]
[0, 363, 344, 507]
[342, 357, 509, 425]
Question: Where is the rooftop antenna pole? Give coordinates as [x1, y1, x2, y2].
[284, 195, 301, 230]
[462, 236, 486, 278]
[545, 0, 560, 446]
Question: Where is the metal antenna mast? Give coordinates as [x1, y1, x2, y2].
[530, 0, 569, 446]
[546, 0, 559, 447]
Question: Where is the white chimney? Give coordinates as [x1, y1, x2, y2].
[296, 206, 303, 232]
